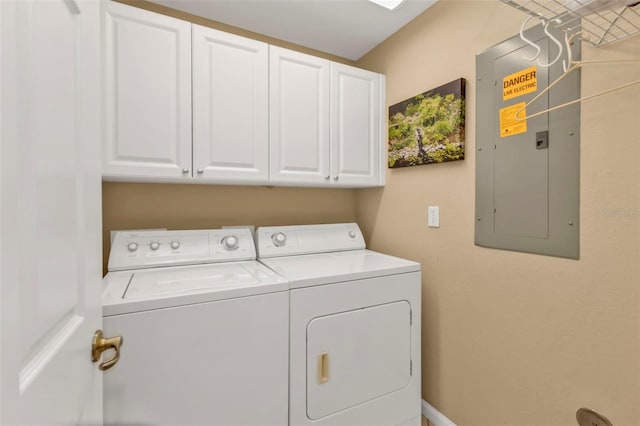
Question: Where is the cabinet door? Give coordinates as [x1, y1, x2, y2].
[192, 25, 269, 184]
[102, 1, 192, 181]
[270, 46, 331, 186]
[331, 63, 385, 187]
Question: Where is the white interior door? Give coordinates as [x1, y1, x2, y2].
[0, 0, 103, 424]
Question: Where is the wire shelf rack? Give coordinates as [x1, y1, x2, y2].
[501, 0, 640, 47]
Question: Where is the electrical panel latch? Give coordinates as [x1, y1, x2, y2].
[536, 131, 549, 149]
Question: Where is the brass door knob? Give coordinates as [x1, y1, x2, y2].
[91, 330, 123, 371]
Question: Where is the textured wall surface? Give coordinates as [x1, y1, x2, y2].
[355, 1, 640, 425]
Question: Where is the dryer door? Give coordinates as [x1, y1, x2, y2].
[306, 301, 411, 419]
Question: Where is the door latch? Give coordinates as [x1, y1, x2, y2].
[91, 330, 123, 371]
[536, 130, 549, 149]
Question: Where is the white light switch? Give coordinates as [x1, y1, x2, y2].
[428, 206, 440, 228]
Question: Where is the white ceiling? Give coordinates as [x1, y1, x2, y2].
[147, 0, 438, 60]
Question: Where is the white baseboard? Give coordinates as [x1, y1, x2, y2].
[421, 400, 457, 426]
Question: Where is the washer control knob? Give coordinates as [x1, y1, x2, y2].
[127, 242, 139, 252]
[222, 235, 239, 251]
[272, 232, 287, 247]
[348, 231, 356, 239]
[150, 242, 160, 251]
[170, 241, 180, 250]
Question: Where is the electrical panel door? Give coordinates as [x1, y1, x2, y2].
[475, 25, 580, 259]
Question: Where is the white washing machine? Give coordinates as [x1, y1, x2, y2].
[102, 228, 289, 426]
[256, 223, 422, 426]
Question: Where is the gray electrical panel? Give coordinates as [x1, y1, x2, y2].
[475, 25, 580, 259]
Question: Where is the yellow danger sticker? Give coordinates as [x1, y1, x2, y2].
[500, 102, 527, 138]
[503, 66, 537, 101]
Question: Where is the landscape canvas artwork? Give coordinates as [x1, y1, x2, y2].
[388, 78, 466, 168]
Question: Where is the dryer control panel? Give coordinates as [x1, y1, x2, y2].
[108, 229, 256, 271]
[256, 223, 366, 258]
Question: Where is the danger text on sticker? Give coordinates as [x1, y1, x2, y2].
[503, 66, 537, 101]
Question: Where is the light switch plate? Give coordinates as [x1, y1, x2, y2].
[428, 206, 440, 228]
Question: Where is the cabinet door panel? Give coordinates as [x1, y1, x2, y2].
[270, 47, 330, 185]
[193, 25, 269, 184]
[331, 63, 384, 187]
[103, 2, 191, 181]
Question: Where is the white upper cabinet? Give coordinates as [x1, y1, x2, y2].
[101, 2, 386, 187]
[270, 47, 385, 187]
[331, 63, 385, 187]
[269, 46, 331, 186]
[102, 1, 192, 181]
[192, 25, 269, 184]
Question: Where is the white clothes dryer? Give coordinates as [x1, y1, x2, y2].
[257, 223, 422, 426]
[102, 228, 288, 426]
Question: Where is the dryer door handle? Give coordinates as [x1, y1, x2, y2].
[318, 352, 329, 384]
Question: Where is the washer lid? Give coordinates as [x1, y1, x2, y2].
[102, 261, 288, 316]
[124, 263, 260, 299]
[259, 249, 420, 289]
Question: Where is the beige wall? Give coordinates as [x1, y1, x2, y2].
[355, 1, 640, 425]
